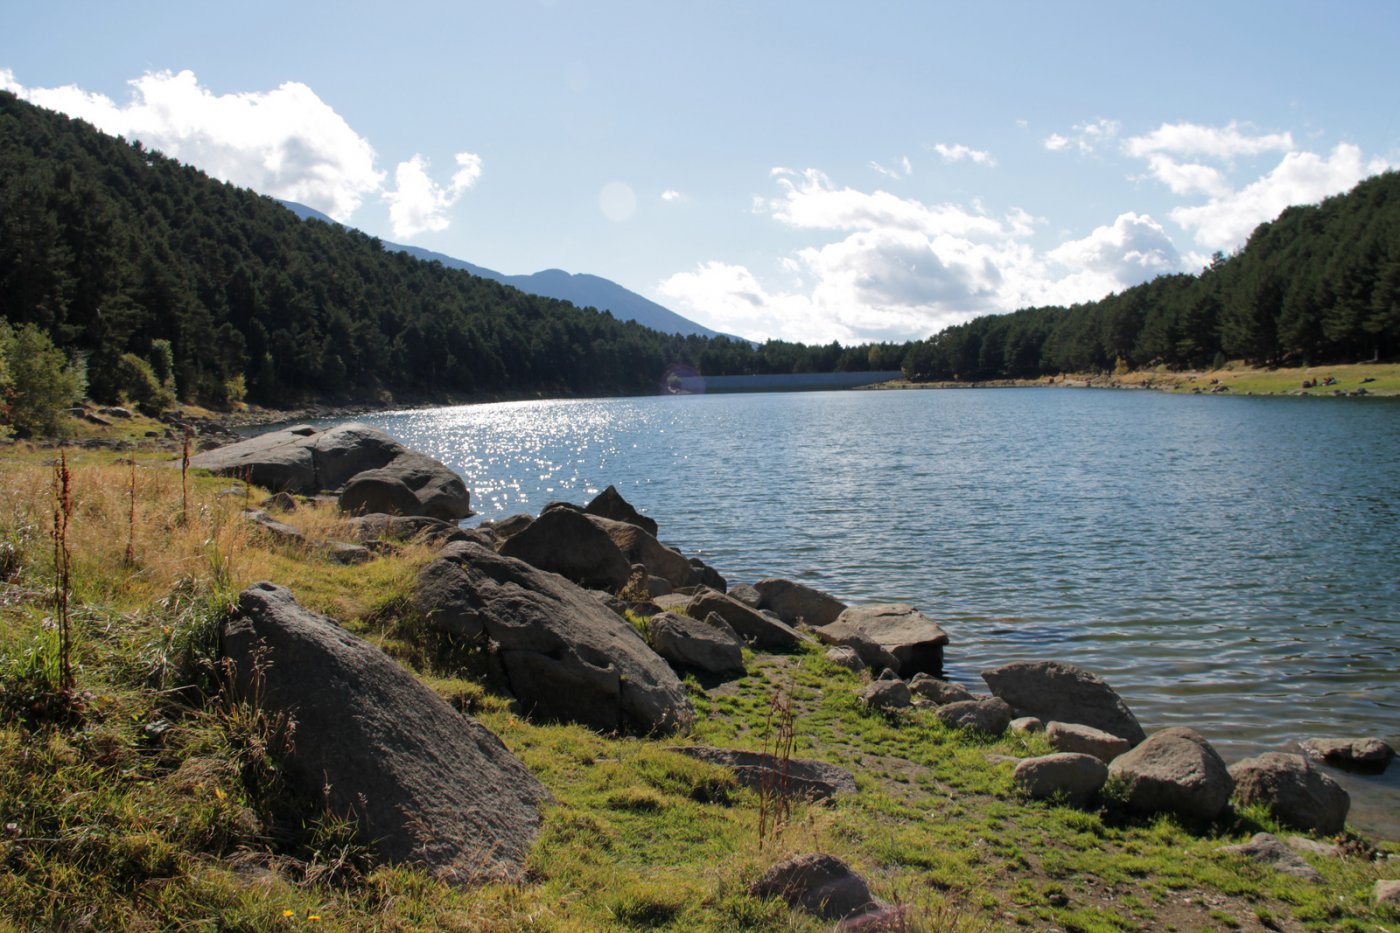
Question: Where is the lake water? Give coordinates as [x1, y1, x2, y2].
[327, 388, 1400, 838]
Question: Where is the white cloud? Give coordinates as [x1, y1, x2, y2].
[1044, 118, 1120, 155]
[384, 151, 483, 237]
[1141, 155, 1230, 197]
[1169, 143, 1391, 250]
[1125, 120, 1294, 159]
[932, 143, 995, 166]
[3, 68, 480, 235]
[660, 189, 683, 202]
[869, 156, 914, 180]
[661, 169, 1184, 344]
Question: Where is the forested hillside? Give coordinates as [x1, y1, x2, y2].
[902, 172, 1400, 381]
[2, 89, 1398, 412]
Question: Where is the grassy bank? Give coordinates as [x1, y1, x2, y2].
[1, 431, 1397, 931]
[875, 362, 1400, 397]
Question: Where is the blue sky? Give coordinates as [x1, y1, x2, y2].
[5, 1, 1398, 344]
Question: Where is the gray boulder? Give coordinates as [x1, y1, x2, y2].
[222, 582, 548, 882]
[982, 660, 1145, 745]
[190, 423, 471, 520]
[908, 673, 976, 706]
[1300, 737, 1395, 773]
[1107, 727, 1234, 822]
[670, 746, 857, 800]
[825, 646, 865, 672]
[497, 507, 632, 591]
[685, 588, 804, 652]
[936, 697, 1013, 735]
[751, 853, 881, 921]
[336, 513, 474, 547]
[583, 485, 658, 537]
[241, 507, 303, 544]
[1047, 721, 1132, 763]
[415, 541, 693, 734]
[1014, 753, 1109, 805]
[485, 513, 535, 540]
[831, 604, 948, 677]
[754, 578, 848, 628]
[1229, 752, 1350, 835]
[1219, 833, 1323, 882]
[727, 583, 762, 609]
[1010, 716, 1045, 734]
[687, 557, 726, 591]
[812, 619, 900, 673]
[859, 678, 911, 712]
[587, 514, 692, 588]
[649, 611, 745, 675]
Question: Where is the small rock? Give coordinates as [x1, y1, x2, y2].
[1300, 737, 1395, 773]
[1375, 879, 1400, 907]
[1286, 836, 1342, 858]
[1047, 721, 1132, 763]
[1010, 716, 1044, 734]
[825, 646, 865, 672]
[1219, 833, 1322, 882]
[727, 582, 762, 608]
[859, 679, 911, 712]
[670, 747, 857, 800]
[935, 697, 1012, 735]
[907, 673, 975, 706]
[751, 853, 880, 921]
[1013, 753, 1108, 805]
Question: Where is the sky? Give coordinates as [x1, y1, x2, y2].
[4, 1, 1398, 345]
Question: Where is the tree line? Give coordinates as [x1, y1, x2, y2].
[1, 88, 1397, 430]
[901, 172, 1400, 381]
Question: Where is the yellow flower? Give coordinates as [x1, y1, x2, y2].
[282, 909, 295, 918]
[307, 915, 321, 922]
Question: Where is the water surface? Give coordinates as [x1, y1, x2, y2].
[332, 389, 1400, 837]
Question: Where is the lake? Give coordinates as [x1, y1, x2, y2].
[324, 387, 1400, 838]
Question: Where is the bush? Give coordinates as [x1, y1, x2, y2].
[115, 352, 177, 415]
[0, 321, 87, 436]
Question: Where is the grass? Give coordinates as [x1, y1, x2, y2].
[1, 429, 1398, 931]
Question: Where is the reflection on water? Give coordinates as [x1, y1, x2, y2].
[330, 389, 1400, 838]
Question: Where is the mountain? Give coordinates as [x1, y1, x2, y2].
[279, 201, 727, 340]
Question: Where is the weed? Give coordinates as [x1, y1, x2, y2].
[755, 679, 795, 849]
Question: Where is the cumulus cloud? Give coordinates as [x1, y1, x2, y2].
[661, 169, 1182, 344]
[1169, 143, 1391, 250]
[1141, 155, 1230, 197]
[3, 68, 480, 234]
[1044, 118, 1120, 155]
[660, 189, 683, 202]
[1125, 120, 1294, 159]
[384, 151, 483, 237]
[931, 143, 995, 166]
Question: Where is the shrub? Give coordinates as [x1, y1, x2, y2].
[0, 321, 87, 436]
[115, 352, 177, 415]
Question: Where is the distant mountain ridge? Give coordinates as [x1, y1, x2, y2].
[279, 201, 726, 340]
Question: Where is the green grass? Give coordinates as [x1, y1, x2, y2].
[1, 439, 1398, 931]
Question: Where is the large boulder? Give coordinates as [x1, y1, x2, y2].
[982, 660, 1146, 745]
[670, 747, 857, 800]
[583, 485, 658, 537]
[829, 604, 948, 677]
[1107, 727, 1234, 822]
[497, 507, 632, 591]
[415, 541, 693, 734]
[685, 588, 804, 652]
[859, 678, 911, 712]
[222, 582, 548, 883]
[649, 611, 745, 675]
[189, 423, 471, 520]
[336, 513, 475, 547]
[753, 578, 848, 628]
[587, 515, 692, 588]
[1013, 753, 1109, 805]
[1229, 752, 1350, 835]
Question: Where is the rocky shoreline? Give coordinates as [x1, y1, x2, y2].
[192, 421, 1398, 918]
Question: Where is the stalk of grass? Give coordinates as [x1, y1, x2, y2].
[756, 680, 795, 850]
[50, 450, 74, 696]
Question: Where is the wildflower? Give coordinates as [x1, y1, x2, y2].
[282, 909, 295, 918]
